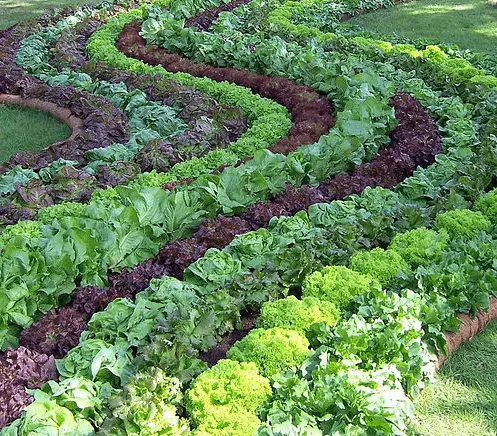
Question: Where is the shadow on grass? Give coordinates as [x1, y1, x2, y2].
[0, 0, 97, 29]
[349, 0, 497, 54]
[409, 388, 497, 436]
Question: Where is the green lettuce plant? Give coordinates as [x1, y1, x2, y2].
[435, 209, 490, 238]
[389, 227, 448, 267]
[185, 359, 271, 434]
[349, 247, 411, 287]
[226, 327, 310, 377]
[302, 265, 380, 310]
[257, 295, 339, 331]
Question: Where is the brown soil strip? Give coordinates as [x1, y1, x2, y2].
[0, 94, 83, 144]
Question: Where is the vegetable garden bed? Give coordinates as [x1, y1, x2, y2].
[1, 0, 497, 434]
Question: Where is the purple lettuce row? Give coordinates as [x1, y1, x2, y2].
[49, 17, 249, 174]
[0, 347, 57, 428]
[49, 18, 102, 71]
[118, 21, 335, 157]
[50, 16, 247, 132]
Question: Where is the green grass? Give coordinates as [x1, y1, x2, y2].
[348, 0, 497, 55]
[409, 320, 497, 435]
[0, 0, 97, 29]
[0, 104, 71, 163]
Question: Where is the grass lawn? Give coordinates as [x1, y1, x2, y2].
[348, 0, 497, 55]
[0, 0, 97, 29]
[0, 105, 71, 163]
[409, 320, 497, 435]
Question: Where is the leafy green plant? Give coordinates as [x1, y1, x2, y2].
[257, 296, 339, 331]
[56, 339, 134, 385]
[185, 359, 271, 434]
[349, 247, 411, 287]
[260, 360, 412, 435]
[0, 220, 42, 245]
[101, 367, 189, 435]
[389, 227, 449, 267]
[414, 232, 497, 315]
[302, 265, 380, 310]
[435, 209, 490, 238]
[30, 378, 111, 425]
[475, 188, 497, 225]
[1, 401, 93, 436]
[226, 327, 310, 377]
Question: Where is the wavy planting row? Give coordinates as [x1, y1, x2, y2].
[1, 0, 497, 432]
[118, 22, 334, 156]
[205, 0, 497, 205]
[0, 0, 401, 348]
[207, 0, 497, 157]
[0, 29, 130, 225]
[132, 0, 496, 187]
[0, 0, 294, 344]
[17, 90, 440, 355]
[33, 16, 249, 173]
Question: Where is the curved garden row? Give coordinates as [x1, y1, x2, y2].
[1, 0, 497, 433]
[0, 0, 400, 349]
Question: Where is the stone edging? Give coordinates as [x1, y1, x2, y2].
[437, 296, 497, 369]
